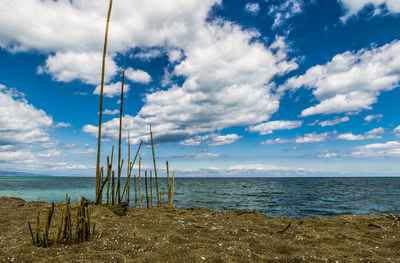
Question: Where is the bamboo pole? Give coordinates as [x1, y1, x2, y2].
[122, 141, 142, 203]
[171, 171, 175, 206]
[116, 159, 124, 202]
[28, 222, 35, 244]
[95, 0, 113, 204]
[107, 146, 114, 205]
[134, 174, 137, 208]
[150, 125, 160, 206]
[138, 156, 141, 208]
[106, 156, 110, 204]
[167, 161, 171, 206]
[145, 170, 149, 208]
[117, 71, 125, 204]
[111, 170, 115, 205]
[150, 170, 153, 207]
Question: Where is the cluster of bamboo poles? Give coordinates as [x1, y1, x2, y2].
[94, 125, 175, 208]
[94, 0, 175, 209]
[28, 196, 96, 248]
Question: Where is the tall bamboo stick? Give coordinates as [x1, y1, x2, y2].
[134, 174, 137, 208]
[145, 170, 149, 208]
[150, 125, 160, 206]
[150, 170, 153, 207]
[167, 161, 171, 206]
[95, 0, 113, 204]
[111, 170, 115, 205]
[171, 171, 175, 206]
[138, 156, 141, 208]
[117, 71, 125, 204]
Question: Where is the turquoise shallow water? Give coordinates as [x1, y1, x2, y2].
[1, 176, 399, 218]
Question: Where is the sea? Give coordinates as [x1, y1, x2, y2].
[1, 176, 399, 218]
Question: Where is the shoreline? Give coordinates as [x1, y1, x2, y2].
[1, 196, 399, 262]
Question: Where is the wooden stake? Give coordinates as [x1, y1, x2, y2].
[134, 174, 137, 208]
[171, 171, 175, 206]
[167, 161, 171, 206]
[150, 170, 153, 207]
[138, 156, 141, 208]
[117, 71, 125, 204]
[145, 170, 149, 208]
[150, 125, 160, 206]
[95, 0, 113, 204]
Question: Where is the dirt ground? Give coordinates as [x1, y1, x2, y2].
[0, 196, 399, 262]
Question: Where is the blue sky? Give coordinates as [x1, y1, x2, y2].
[0, 0, 400, 177]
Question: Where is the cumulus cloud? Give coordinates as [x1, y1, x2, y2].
[393, 125, 400, 137]
[349, 141, 400, 157]
[37, 52, 118, 85]
[268, 0, 303, 28]
[261, 138, 291, 145]
[337, 127, 384, 141]
[84, 20, 298, 143]
[364, 114, 383, 122]
[0, 0, 222, 83]
[283, 40, 400, 116]
[125, 68, 151, 84]
[55, 122, 71, 128]
[248, 120, 302, 135]
[208, 134, 242, 146]
[245, 3, 260, 15]
[318, 116, 350, 127]
[295, 132, 330, 143]
[102, 109, 119, 115]
[0, 84, 53, 146]
[338, 0, 400, 21]
[93, 81, 130, 98]
[318, 152, 339, 158]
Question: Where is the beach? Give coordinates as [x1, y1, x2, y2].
[0, 196, 399, 262]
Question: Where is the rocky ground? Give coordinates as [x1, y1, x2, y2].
[0, 196, 399, 262]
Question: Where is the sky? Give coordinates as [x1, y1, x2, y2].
[0, 0, 400, 177]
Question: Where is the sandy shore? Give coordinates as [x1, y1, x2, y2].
[0, 196, 399, 262]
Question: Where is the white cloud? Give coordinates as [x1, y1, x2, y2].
[180, 134, 210, 146]
[248, 120, 302, 135]
[283, 40, 400, 116]
[318, 116, 349, 127]
[103, 109, 119, 115]
[318, 152, 339, 158]
[208, 134, 242, 146]
[268, 0, 303, 28]
[55, 122, 71, 128]
[338, 0, 400, 21]
[261, 138, 291, 145]
[295, 132, 330, 143]
[191, 153, 220, 158]
[245, 3, 260, 15]
[37, 52, 118, 85]
[337, 127, 384, 141]
[349, 141, 400, 157]
[364, 114, 383, 122]
[0, 84, 53, 146]
[93, 81, 130, 98]
[84, 20, 298, 143]
[125, 68, 151, 84]
[393, 125, 400, 137]
[134, 48, 163, 60]
[0, 0, 222, 84]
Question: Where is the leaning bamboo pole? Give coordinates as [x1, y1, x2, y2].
[150, 125, 160, 206]
[117, 71, 125, 203]
[95, 0, 113, 204]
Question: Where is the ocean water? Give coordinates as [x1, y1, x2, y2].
[0, 176, 399, 218]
